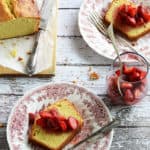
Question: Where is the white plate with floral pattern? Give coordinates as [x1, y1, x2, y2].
[79, 0, 150, 60]
[7, 83, 113, 150]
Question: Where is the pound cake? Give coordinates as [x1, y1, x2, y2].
[105, 0, 150, 40]
[0, 0, 40, 39]
[29, 99, 84, 150]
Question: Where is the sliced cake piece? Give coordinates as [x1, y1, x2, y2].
[105, 0, 150, 40]
[0, 0, 40, 39]
[29, 99, 84, 150]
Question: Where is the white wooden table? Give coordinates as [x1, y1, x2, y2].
[0, 1, 150, 149]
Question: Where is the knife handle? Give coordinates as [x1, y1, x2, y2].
[26, 30, 43, 76]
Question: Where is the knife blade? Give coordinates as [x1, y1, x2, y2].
[68, 118, 120, 150]
[26, 0, 54, 76]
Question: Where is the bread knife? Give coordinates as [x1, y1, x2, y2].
[68, 118, 120, 150]
[26, 0, 54, 76]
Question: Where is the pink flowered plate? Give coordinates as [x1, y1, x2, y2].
[79, 0, 150, 60]
[7, 83, 113, 150]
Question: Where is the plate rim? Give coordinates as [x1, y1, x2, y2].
[78, 0, 115, 60]
[7, 82, 114, 150]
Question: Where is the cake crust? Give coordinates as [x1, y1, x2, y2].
[0, 0, 14, 22]
[13, 0, 40, 18]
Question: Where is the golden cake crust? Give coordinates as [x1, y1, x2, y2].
[0, 0, 40, 22]
[0, 0, 14, 21]
[12, 0, 40, 18]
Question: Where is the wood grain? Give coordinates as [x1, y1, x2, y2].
[57, 37, 112, 65]
[0, 66, 149, 95]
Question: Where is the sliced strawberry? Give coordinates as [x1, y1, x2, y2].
[121, 82, 133, 89]
[136, 17, 144, 26]
[39, 111, 52, 119]
[47, 118, 60, 130]
[59, 120, 67, 131]
[36, 118, 47, 128]
[134, 88, 142, 99]
[68, 117, 78, 130]
[29, 113, 35, 125]
[124, 89, 134, 105]
[139, 71, 147, 80]
[132, 71, 140, 81]
[49, 108, 59, 117]
[126, 16, 136, 26]
[142, 12, 150, 22]
[115, 70, 121, 76]
[127, 5, 137, 17]
[123, 65, 135, 75]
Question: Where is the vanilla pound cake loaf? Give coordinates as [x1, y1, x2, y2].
[0, 0, 40, 39]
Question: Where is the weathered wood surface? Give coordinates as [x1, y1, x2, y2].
[0, 0, 150, 149]
[1, 127, 150, 150]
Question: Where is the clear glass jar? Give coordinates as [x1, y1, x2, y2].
[106, 52, 149, 105]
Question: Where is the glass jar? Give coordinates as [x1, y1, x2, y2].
[106, 52, 149, 105]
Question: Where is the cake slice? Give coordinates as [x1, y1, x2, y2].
[0, 0, 40, 39]
[29, 99, 84, 150]
[105, 0, 150, 40]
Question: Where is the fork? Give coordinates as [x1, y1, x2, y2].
[89, 11, 150, 64]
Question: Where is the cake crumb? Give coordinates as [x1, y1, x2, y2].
[26, 50, 32, 55]
[18, 57, 23, 62]
[0, 123, 4, 128]
[72, 80, 77, 84]
[12, 42, 16, 46]
[0, 41, 4, 45]
[10, 49, 17, 58]
[89, 71, 100, 80]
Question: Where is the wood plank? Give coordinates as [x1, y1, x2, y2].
[1, 94, 150, 126]
[58, 9, 81, 36]
[1, 127, 150, 150]
[57, 37, 112, 65]
[59, 0, 82, 9]
[0, 66, 149, 95]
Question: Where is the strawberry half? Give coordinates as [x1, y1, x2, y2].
[124, 89, 134, 105]
[29, 113, 35, 125]
[36, 118, 47, 128]
[68, 117, 78, 130]
[39, 111, 53, 119]
[59, 120, 67, 131]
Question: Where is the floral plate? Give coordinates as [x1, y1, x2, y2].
[79, 0, 150, 60]
[7, 83, 113, 150]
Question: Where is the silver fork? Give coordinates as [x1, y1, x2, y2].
[89, 11, 150, 64]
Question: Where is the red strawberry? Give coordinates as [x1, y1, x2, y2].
[48, 118, 60, 130]
[134, 88, 142, 99]
[36, 118, 47, 128]
[59, 120, 67, 131]
[127, 5, 137, 17]
[49, 108, 59, 117]
[121, 82, 133, 89]
[124, 89, 134, 105]
[125, 16, 136, 26]
[132, 71, 140, 81]
[29, 113, 35, 124]
[39, 111, 52, 119]
[123, 65, 135, 75]
[68, 117, 78, 130]
[139, 71, 147, 80]
[115, 70, 121, 76]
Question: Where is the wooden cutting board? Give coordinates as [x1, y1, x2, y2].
[0, 0, 58, 77]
